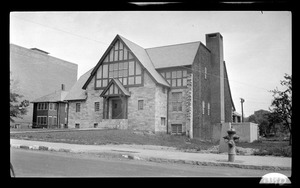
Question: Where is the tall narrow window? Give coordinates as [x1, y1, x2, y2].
[208, 103, 210, 115]
[76, 103, 81, 112]
[202, 101, 205, 115]
[53, 116, 57, 125]
[95, 102, 100, 112]
[204, 67, 207, 79]
[138, 100, 144, 110]
[161, 117, 166, 126]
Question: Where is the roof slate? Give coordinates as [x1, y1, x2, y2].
[64, 68, 93, 101]
[31, 90, 68, 103]
[118, 35, 170, 87]
[145, 41, 201, 69]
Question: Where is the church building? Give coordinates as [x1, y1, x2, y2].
[64, 32, 236, 141]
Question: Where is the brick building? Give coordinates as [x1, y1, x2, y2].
[10, 44, 78, 125]
[65, 32, 236, 141]
[31, 84, 68, 128]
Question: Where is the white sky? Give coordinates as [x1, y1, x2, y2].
[9, 11, 292, 117]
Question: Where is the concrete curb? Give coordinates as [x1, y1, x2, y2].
[122, 155, 291, 171]
[10, 144, 291, 171]
[11, 144, 73, 153]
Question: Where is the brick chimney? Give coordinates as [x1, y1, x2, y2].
[206, 33, 225, 124]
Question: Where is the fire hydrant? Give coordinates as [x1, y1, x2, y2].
[223, 128, 239, 162]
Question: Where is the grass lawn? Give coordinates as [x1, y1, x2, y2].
[10, 129, 215, 151]
[236, 139, 292, 157]
[10, 129, 291, 157]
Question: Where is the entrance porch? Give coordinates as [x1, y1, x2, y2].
[99, 78, 130, 129]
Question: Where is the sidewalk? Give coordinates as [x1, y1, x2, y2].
[10, 139, 292, 171]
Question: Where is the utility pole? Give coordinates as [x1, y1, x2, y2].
[240, 98, 245, 122]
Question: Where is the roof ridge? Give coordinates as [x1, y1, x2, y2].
[145, 41, 201, 50]
[118, 35, 145, 49]
[118, 35, 158, 68]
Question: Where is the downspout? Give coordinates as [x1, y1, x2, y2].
[57, 102, 59, 128]
[66, 102, 69, 128]
[166, 87, 170, 134]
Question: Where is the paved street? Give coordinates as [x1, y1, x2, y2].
[10, 148, 291, 177]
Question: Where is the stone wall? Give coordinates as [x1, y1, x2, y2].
[68, 76, 103, 128]
[168, 87, 189, 134]
[127, 71, 157, 132]
[154, 85, 168, 133]
[68, 100, 90, 128]
[185, 73, 193, 137]
[99, 119, 128, 129]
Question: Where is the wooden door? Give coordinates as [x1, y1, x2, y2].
[112, 99, 123, 119]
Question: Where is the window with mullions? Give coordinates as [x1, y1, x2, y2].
[37, 103, 49, 110]
[160, 69, 187, 87]
[95, 40, 143, 89]
[171, 92, 182, 112]
[37, 116, 47, 125]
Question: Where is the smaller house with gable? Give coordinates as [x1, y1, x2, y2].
[31, 84, 68, 128]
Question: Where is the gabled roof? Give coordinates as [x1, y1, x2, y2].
[64, 68, 93, 101]
[82, 35, 170, 89]
[31, 90, 68, 103]
[145, 41, 201, 69]
[119, 35, 169, 87]
[100, 78, 130, 97]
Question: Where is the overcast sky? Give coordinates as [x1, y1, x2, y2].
[10, 11, 292, 117]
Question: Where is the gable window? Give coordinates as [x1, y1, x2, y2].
[160, 69, 188, 88]
[95, 40, 143, 89]
[95, 102, 100, 112]
[138, 100, 144, 110]
[76, 103, 81, 112]
[171, 92, 182, 112]
[204, 67, 207, 79]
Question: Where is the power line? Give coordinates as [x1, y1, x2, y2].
[11, 16, 110, 46]
[12, 15, 273, 92]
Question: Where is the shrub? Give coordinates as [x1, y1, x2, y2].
[253, 146, 291, 157]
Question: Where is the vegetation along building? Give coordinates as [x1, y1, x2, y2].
[10, 44, 78, 126]
[64, 32, 236, 141]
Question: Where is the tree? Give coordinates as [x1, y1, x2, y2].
[247, 110, 270, 136]
[10, 76, 29, 123]
[269, 74, 292, 145]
